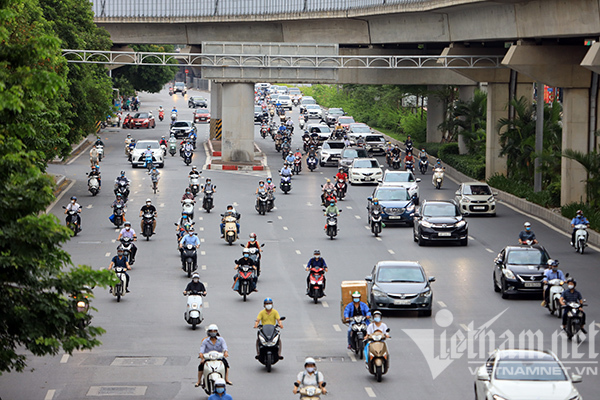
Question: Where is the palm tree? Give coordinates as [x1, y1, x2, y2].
[562, 149, 600, 207]
[454, 89, 487, 155]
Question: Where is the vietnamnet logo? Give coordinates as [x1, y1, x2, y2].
[402, 308, 599, 379]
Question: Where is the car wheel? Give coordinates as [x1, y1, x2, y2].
[417, 234, 424, 247]
[460, 237, 468, 246]
[419, 309, 432, 317]
[493, 271, 501, 292]
[500, 279, 509, 299]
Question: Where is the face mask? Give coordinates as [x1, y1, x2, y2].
[267, 180, 271, 183]
[526, 227, 531, 231]
[216, 387, 225, 394]
[353, 298, 360, 303]
[567, 285, 575, 290]
[117, 252, 124, 257]
[265, 304, 273, 310]
[374, 317, 381, 323]
[126, 227, 130, 230]
[244, 254, 249, 258]
[251, 238, 256, 242]
[193, 279, 199, 283]
[208, 331, 217, 338]
[314, 256, 319, 259]
[260, 184, 264, 187]
[306, 367, 315, 373]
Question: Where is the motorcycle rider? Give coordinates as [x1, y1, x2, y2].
[541, 259, 565, 307]
[419, 148, 428, 162]
[114, 171, 130, 196]
[265, 176, 276, 196]
[246, 233, 262, 258]
[196, 324, 232, 386]
[111, 193, 126, 220]
[118, 221, 137, 263]
[208, 378, 232, 400]
[293, 358, 326, 395]
[159, 136, 167, 147]
[335, 167, 348, 183]
[189, 166, 201, 178]
[365, 311, 389, 340]
[253, 298, 284, 359]
[305, 250, 328, 294]
[149, 166, 160, 189]
[64, 196, 82, 231]
[158, 105, 164, 114]
[404, 151, 414, 168]
[285, 151, 295, 165]
[280, 163, 292, 178]
[182, 187, 195, 203]
[370, 197, 384, 218]
[391, 144, 402, 160]
[405, 134, 413, 149]
[324, 201, 340, 217]
[570, 210, 590, 247]
[255, 180, 267, 196]
[139, 198, 157, 233]
[108, 249, 131, 293]
[220, 205, 240, 238]
[142, 145, 153, 168]
[183, 272, 207, 296]
[202, 178, 215, 194]
[321, 179, 335, 205]
[518, 222, 538, 245]
[88, 165, 101, 188]
[179, 228, 200, 271]
[168, 133, 177, 148]
[89, 144, 99, 168]
[343, 291, 371, 349]
[234, 248, 257, 292]
[560, 278, 587, 334]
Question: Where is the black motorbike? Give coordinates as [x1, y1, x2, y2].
[181, 244, 197, 278]
[183, 150, 193, 166]
[348, 315, 369, 359]
[234, 264, 255, 302]
[114, 181, 130, 202]
[256, 192, 269, 215]
[392, 155, 401, 170]
[112, 204, 125, 228]
[405, 160, 414, 173]
[307, 267, 326, 304]
[256, 319, 286, 372]
[141, 213, 154, 241]
[419, 159, 428, 175]
[202, 187, 215, 213]
[118, 237, 135, 264]
[563, 301, 587, 343]
[370, 209, 383, 237]
[280, 175, 292, 194]
[63, 207, 80, 236]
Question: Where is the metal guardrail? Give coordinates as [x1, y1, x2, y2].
[61, 50, 504, 69]
[92, 0, 436, 19]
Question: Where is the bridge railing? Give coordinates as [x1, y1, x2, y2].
[92, 0, 432, 19]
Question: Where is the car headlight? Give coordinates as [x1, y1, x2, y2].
[456, 220, 466, 228]
[492, 396, 508, 400]
[371, 287, 387, 298]
[420, 220, 433, 228]
[502, 269, 516, 279]
[488, 196, 495, 202]
[143, 119, 149, 123]
[406, 204, 415, 212]
[420, 288, 432, 298]
[462, 197, 470, 203]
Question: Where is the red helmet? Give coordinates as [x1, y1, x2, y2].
[249, 232, 257, 239]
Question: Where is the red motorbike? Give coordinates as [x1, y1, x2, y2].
[307, 267, 326, 304]
[158, 110, 165, 121]
[233, 265, 255, 302]
[335, 179, 347, 200]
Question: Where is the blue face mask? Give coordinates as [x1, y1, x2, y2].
[374, 316, 381, 322]
[353, 298, 360, 303]
[216, 387, 225, 394]
[526, 227, 531, 231]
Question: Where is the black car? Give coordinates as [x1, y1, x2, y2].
[338, 147, 369, 172]
[493, 245, 549, 299]
[188, 96, 207, 108]
[254, 105, 266, 123]
[413, 200, 468, 246]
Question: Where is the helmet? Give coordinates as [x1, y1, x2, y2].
[249, 233, 257, 239]
[264, 298, 273, 304]
[436, 159, 441, 163]
[120, 171, 125, 176]
[146, 198, 152, 203]
[373, 197, 379, 203]
[266, 176, 272, 181]
[565, 277, 576, 285]
[116, 193, 122, 197]
[124, 221, 131, 226]
[147, 145, 151, 149]
[206, 178, 211, 182]
[242, 248, 250, 255]
[326, 178, 331, 183]
[192, 166, 197, 170]
[152, 166, 157, 170]
[192, 272, 200, 280]
[304, 357, 316, 366]
[70, 196, 77, 201]
[576, 209, 583, 215]
[373, 310, 382, 316]
[339, 167, 343, 171]
[547, 259, 559, 267]
[185, 187, 191, 193]
[313, 249, 321, 255]
[207, 324, 219, 332]
[227, 204, 233, 209]
[351, 291, 361, 298]
[161, 135, 165, 138]
[214, 378, 226, 387]
[524, 222, 531, 228]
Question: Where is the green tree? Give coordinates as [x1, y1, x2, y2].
[562, 149, 600, 207]
[112, 44, 178, 93]
[454, 89, 487, 155]
[0, 0, 114, 374]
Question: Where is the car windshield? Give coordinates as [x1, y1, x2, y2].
[375, 188, 410, 201]
[377, 266, 425, 283]
[289, 89, 301, 95]
[384, 172, 415, 183]
[195, 109, 209, 113]
[138, 141, 159, 149]
[495, 359, 567, 381]
[339, 117, 355, 124]
[255, 106, 262, 113]
[172, 122, 191, 128]
[353, 159, 379, 168]
[310, 126, 330, 134]
[422, 203, 458, 217]
[306, 105, 320, 110]
[325, 142, 345, 149]
[279, 95, 290, 100]
[133, 113, 149, 119]
[366, 135, 384, 142]
[343, 149, 368, 158]
[464, 185, 492, 195]
[302, 99, 316, 105]
[329, 108, 343, 114]
[506, 249, 548, 265]
[174, 82, 184, 88]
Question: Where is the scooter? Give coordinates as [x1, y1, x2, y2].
[168, 141, 177, 156]
[335, 179, 347, 200]
[545, 278, 566, 318]
[181, 244, 197, 278]
[189, 173, 201, 196]
[405, 160, 414, 172]
[298, 385, 325, 400]
[62, 207, 80, 236]
[233, 264, 255, 302]
[96, 145, 104, 162]
[71, 290, 91, 329]
[324, 210, 341, 240]
[114, 180, 130, 201]
[307, 156, 318, 171]
[87, 174, 100, 196]
[184, 292, 204, 330]
[112, 204, 125, 228]
[182, 198, 195, 220]
[144, 154, 153, 171]
[111, 266, 128, 302]
[419, 159, 428, 175]
[158, 110, 164, 121]
[391, 155, 401, 170]
[241, 244, 265, 277]
[280, 175, 292, 194]
[370, 209, 382, 237]
[199, 351, 226, 396]
[202, 186, 215, 213]
[366, 329, 390, 382]
[573, 224, 588, 254]
[348, 315, 368, 359]
[256, 318, 286, 372]
[160, 144, 167, 157]
[171, 111, 177, 124]
[222, 215, 239, 245]
[293, 157, 302, 175]
[118, 237, 135, 264]
[141, 213, 154, 241]
[256, 192, 269, 215]
[563, 301, 587, 343]
[183, 150, 193, 166]
[267, 189, 275, 211]
[307, 267, 326, 304]
[260, 126, 268, 139]
[432, 167, 444, 189]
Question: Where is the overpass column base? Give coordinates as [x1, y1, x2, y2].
[561, 88, 589, 205]
[458, 85, 477, 154]
[221, 83, 254, 162]
[426, 85, 444, 143]
[210, 82, 223, 140]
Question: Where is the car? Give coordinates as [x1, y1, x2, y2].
[305, 104, 323, 119]
[474, 349, 582, 400]
[173, 82, 186, 94]
[299, 97, 316, 114]
[269, 93, 280, 104]
[256, 83, 270, 91]
[325, 108, 345, 126]
[455, 182, 497, 216]
[338, 115, 356, 130]
[364, 134, 386, 155]
[278, 95, 293, 110]
[319, 140, 346, 166]
[170, 121, 197, 139]
[188, 96, 207, 108]
[254, 105, 265, 123]
[347, 122, 371, 141]
[130, 140, 164, 168]
[365, 261, 435, 316]
[413, 200, 468, 246]
[338, 147, 369, 171]
[306, 123, 331, 143]
[492, 245, 549, 299]
[367, 186, 415, 226]
[348, 158, 383, 185]
[379, 170, 421, 204]
[130, 112, 156, 129]
[194, 108, 211, 123]
[289, 87, 302, 101]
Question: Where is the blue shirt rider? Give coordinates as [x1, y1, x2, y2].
[570, 210, 590, 246]
[280, 164, 292, 178]
[285, 153, 295, 164]
[343, 291, 371, 349]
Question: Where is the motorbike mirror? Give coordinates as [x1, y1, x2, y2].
[367, 197, 372, 202]
[62, 206, 67, 209]
[261, 243, 265, 247]
[240, 244, 244, 247]
[339, 210, 342, 213]
[280, 316, 286, 321]
[565, 273, 570, 277]
[493, 192, 498, 196]
[294, 382, 300, 388]
[413, 212, 420, 218]
[321, 382, 326, 387]
[386, 328, 391, 333]
[428, 276, 436, 282]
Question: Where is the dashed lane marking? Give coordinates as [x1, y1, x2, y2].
[278, 216, 283, 220]
[388, 249, 395, 255]
[348, 352, 356, 362]
[486, 248, 494, 253]
[295, 250, 301, 255]
[203, 301, 209, 308]
[365, 387, 376, 398]
[202, 265, 207, 270]
[355, 215, 361, 219]
[200, 251, 206, 256]
[322, 301, 329, 308]
[86, 204, 93, 209]
[333, 324, 341, 332]
[105, 252, 111, 257]
[111, 239, 116, 243]
[159, 203, 165, 208]
[306, 202, 313, 206]
[283, 227, 288, 231]
[364, 226, 370, 230]
[468, 236, 474, 240]
[45, 389, 56, 400]
[233, 202, 239, 206]
[60, 354, 69, 363]
[200, 238, 205, 243]
[376, 237, 382, 241]
[346, 206, 353, 209]
[437, 301, 447, 308]
[198, 217, 204, 221]
[199, 227, 204, 231]
[290, 237, 295, 242]
[138, 184, 142, 187]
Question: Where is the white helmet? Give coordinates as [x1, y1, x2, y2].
[207, 324, 218, 332]
[304, 357, 316, 366]
[214, 378, 226, 387]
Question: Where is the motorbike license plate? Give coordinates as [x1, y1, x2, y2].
[394, 299, 411, 305]
[389, 216, 402, 219]
[524, 282, 541, 288]
[438, 232, 451, 237]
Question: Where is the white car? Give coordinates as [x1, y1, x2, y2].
[305, 104, 323, 119]
[131, 140, 164, 168]
[306, 123, 332, 143]
[278, 95, 293, 110]
[319, 140, 346, 166]
[379, 170, 421, 204]
[455, 181, 497, 216]
[474, 349, 582, 400]
[348, 158, 383, 185]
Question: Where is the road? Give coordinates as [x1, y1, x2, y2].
[1, 87, 599, 400]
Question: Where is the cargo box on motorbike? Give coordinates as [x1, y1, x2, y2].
[340, 280, 368, 323]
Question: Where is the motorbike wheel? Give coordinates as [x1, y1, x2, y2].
[187, 263, 192, 278]
[357, 340, 364, 359]
[375, 365, 383, 382]
[71, 224, 78, 236]
[265, 352, 272, 373]
[116, 287, 121, 303]
[191, 321, 197, 330]
[554, 299, 562, 318]
[313, 293, 318, 304]
[578, 239, 585, 254]
[436, 181, 441, 190]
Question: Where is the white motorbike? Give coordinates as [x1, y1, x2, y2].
[184, 292, 204, 330]
[573, 224, 588, 254]
[160, 144, 167, 157]
[298, 385, 325, 400]
[87, 174, 100, 196]
[182, 198, 195, 220]
[545, 278, 565, 318]
[189, 173, 201, 196]
[200, 351, 226, 396]
[96, 145, 104, 162]
[432, 167, 444, 189]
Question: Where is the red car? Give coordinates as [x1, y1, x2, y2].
[337, 116, 355, 130]
[131, 112, 156, 129]
[194, 108, 211, 123]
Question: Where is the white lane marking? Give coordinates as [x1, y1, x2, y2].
[138, 184, 142, 187]
[346, 206, 353, 209]
[283, 226, 288, 231]
[202, 265, 207, 270]
[322, 301, 329, 308]
[348, 352, 356, 362]
[485, 248, 494, 253]
[437, 301, 447, 308]
[60, 354, 69, 363]
[365, 387, 376, 397]
[45, 389, 56, 400]
[364, 225, 370, 230]
[105, 252, 111, 257]
[460, 323, 471, 331]
[468, 235, 474, 240]
[198, 217, 204, 221]
[295, 250, 301, 255]
[290, 237, 295, 242]
[333, 324, 341, 332]
[376, 237, 382, 241]
[306, 202, 313, 206]
[388, 249, 395, 255]
[199, 227, 204, 231]
[115, 229, 119, 232]
[278, 216, 283, 220]
[233, 202, 238, 206]
[134, 191, 139, 194]
[111, 239, 116, 243]
[200, 251, 206, 256]
[142, 177, 146, 180]
[86, 204, 93, 209]
[354, 215, 361, 219]
[203, 301, 209, 308]
[200, 238, 205, 243]
[159, 203, 165, 208]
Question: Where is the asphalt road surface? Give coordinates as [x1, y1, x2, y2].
[1, 87, 599, 400]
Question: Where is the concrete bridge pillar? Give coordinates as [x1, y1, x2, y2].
[457, 85, 477, 155]
[209, 82, 222, 140]
[485, 83, 508, 179]
[426, 85, 444, 143]
[221, 83, 255, 162]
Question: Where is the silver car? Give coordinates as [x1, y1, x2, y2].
[455, 182, 497, 216]
[319, 141, 345, 166]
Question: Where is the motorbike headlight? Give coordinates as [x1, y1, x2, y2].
[456, 220, 466, 228]
[77, 301, 87, 308]
[420, 220, 433, 228]
[258, 335, 268, 345]
[191, 303, 199, 309]
[420, 288, 432, 298]
[502, 269, 516, 279]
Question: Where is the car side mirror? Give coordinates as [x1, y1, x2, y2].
[571, 374, 582, 383]
[455, 190, 460, 195]
[377, 178, 382, 183]
[367, 197, 372, 202]
[428, 276, 436, 283]
[493, 192, 498, 196]
[477, 369, 490, 381]
[413, 212, 420, 218]
[416, 178, 421, 183]
[365, 276, 372, 282]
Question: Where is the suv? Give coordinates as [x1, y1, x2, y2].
[170, 121, 197, 139]
[365, 134, 386, 155]
[299, 97, 316, 114]
[325, 108, 345, 126]
[413, 200, 468, 246]
[278, 95, 293, 110]
[306, 123, 331, 143]
[174, 82, 186, 94]
[319, 140, 345, 166]
[338, 147, 369, 172]
[188, 96, 207, 108]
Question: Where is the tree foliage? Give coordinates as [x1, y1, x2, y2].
[0, 0, 115, 374]
[562, 148, 600, 207]
[112, 44, 179, 93]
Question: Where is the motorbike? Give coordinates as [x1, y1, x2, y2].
[299, 118, 306, 130]
[573, 224, 588, 254]
[181, 244, 197, 278]
[111, 266, 128, 302]
[87, 174, 100, 196]
[307, 267, 326, 304]
[71, 290, 91, 329]
[183, 150, 193, 166]
[267, 189, 275, 211]
[391, 155, 401, 170]
[256, 192, 269, 215]
[189, 173, 201, 197]
[169, 87, 173, 96]
[419, 159, 428, 175]
[62, 207, 80, 236]
[168, 141, 177, 156]
[366, 329, 390, 382]
[293, 98, 299, 106]
[115, 180, 130, 201]
[307, 156, 318, 171]
[222, 214, 239, 245]
[160, 144, 167, 157]
[171, 111, 177, 124]
[141, 212, 154, 241]
[256, 318, 286, 372]
[545, 278, 566, 318]
[202, 186, 215, 213]
[184, 291, 204, 330]
[118, 237, 135, 264]
[275, 137, 282, 152]
[324, 210, 341, 239]
[260, 126, 268, 139]
[233, 264, 255, 301]
[124, 138, 132, 156]
[199, 351, 226, 396]
[144, 154, 153, 171]
[563, 301, 587, 342]
[335, 179, 347, 200]
[432, 167, 444, 189]
[293, 157, 302, 175]
[303, 137, 311, 152]
[182, 198, 195, 220]
[298, 385, 325, 400]
[405, 160, 414, 172]
[96, 145, 104, 162]
[280, 175, 292, 194]
[112, 203, 125, 228]
[370, 209, 383, 237]
[241, 244, 265, 277]
[158, 110, 164, 121]
[348, 315, 368, 359]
